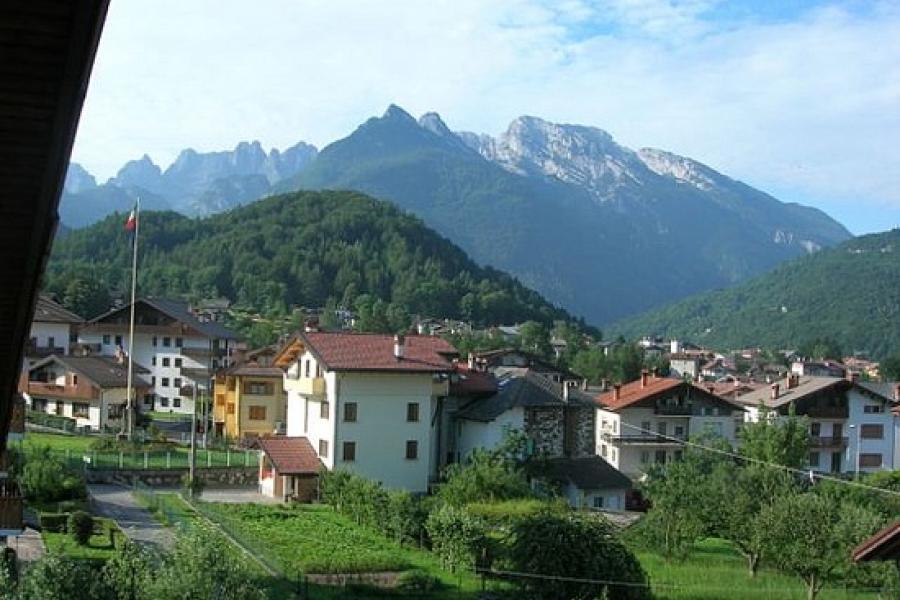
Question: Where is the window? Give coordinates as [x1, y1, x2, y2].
[600, 444, 608, 458]
[674, 425, 685, 439]
[863, 405, 884, 414]
[860, 424, 884, 439]
[227, 403, 235, 415]
[810, 422, 821, 436]
[216, 394, 225, 407]
[72, 374, 78, 385]
[151, 356, 157, 366]
[249, 406, 267, 420]
[143, 394, 153, 406]
[406, 402, 419, 422]
[344, 402, 357, 422]
[115, 335, 123, 346]
[152, 336, 158, 347]
[320, 401, 330, 419]
[656, 422, 667, 436]
[654, 450, 666, 464]
[160, 397, 169, 407]
[406, 440, 418, 460]
[175, 337, 183, 347]
[103, 334, 111, 345]
[161, 378, 170, 387]
[162, 357, 170, 367]
[151, 376, 156, 385]
[304, 360, 310, 378]
[640, 451, 649, 464]
[48, 336, 55, 348]
[244, 382, 273, 395]
[611, 448, 617, 461]
[809, 452, 820, 467]
[173, 398, 181, 408]
[72, 402, 89, 419]
[319, 439, 329, 458]
[640, 420, 651, 433]
[163, 337, 171, 347]
[174, 358, 182, 368]
[342, 441, 356, 462]
[859, 453, 882, 468]
[174, 378, 182, 389]
[593, 496, 604, 509]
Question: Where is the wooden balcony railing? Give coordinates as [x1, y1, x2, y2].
[809, 436, 849, 448]
[602, 432, 686, 445]
[0, 480, 24, 535]
[26, 381, 99, 400]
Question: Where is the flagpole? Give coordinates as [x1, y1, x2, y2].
[125, 198, 140, 441]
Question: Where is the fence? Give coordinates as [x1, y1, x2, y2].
[46, 447, 257, 471]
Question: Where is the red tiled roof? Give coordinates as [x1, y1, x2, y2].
[450, 365, 498, 396]
[852, 521, 900, 562]
[301, 332, 457, 373]
[258, 436, 323, 475]
[596, 376, 682, 410]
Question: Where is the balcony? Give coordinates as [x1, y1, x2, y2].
[26, 381, 98, 400]
[284, 376, 325, 397]
[602, 432, 685, 445]
[809, 436, 848, 449]
[180, 346, 226, 361]
[24, 342, 67, 358]
[0, 480, 24, 536]
[805, 407, 848, 419]
[655, 405, 692, 416]
[181, 367, 213, 381]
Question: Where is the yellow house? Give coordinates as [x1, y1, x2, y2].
[213, 346, 286, 440]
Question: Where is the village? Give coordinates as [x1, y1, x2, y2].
[2, 293, 899, 598]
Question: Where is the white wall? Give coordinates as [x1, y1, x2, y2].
[562, 482, 627, 511]
[456, 407, 524, 461]
[30, 322, 70, 353]
[846, 389, 896, 472]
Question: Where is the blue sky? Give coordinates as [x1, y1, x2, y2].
[72, 0, 900, 234]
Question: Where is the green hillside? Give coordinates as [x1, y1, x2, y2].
[609, 229, 900, 358]
[43, 190, 582, 333]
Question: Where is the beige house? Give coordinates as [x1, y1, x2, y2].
[213, 346, 286, 440]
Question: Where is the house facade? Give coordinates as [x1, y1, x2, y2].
[26, 295, 84, 360]
[21, 355, 150, 431]
[213, 346, 287, 440]
[734, 374, 899, 474]
[594, 371, 745, 478]
[269, 331, 457, 494]
[78, 298, 240, 415]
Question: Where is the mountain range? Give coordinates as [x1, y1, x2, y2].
[609, 228, 900, 359]
[63, 106, 851, 325]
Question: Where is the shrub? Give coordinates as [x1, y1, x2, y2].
[20, 448, 86, 504]
[437, 447, 533, 507]
[508, 512, 651, 600]
[466, 498, 568, 528]
[395, 569, 441, 594]
[67, 511, 94, 546]
[181, 472, 206, 498]
[39, 513, 70, 533]
[425, 504, 487, 572]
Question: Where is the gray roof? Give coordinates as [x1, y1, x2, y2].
[456, 371, 594, 422]
[539, 456, 632, 491]
[856, 381, 899, 403]
[90, 298, 240, 340]
[33, 295, 84, 324]
[734, 376, 850, 409]
[30, 355, 150, 388]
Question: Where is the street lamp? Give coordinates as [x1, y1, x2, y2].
[848, 424, 860, 479]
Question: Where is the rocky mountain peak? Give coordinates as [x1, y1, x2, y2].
[64, 162, 97, 194]
[382, 104, 416, 123]
[418, 112, 453, 137]
[638, 148, 717, 191]
[108, 154, 164, 192]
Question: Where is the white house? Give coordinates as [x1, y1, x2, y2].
[26, 295, 84, 360]
[267, 331, 457, 495]
[734, 374, 899, 474]
[594, 371, 746, 478]
[538, 456, 632, 511]
[77, 298, 241, 415]
[21, 355, 151, 431]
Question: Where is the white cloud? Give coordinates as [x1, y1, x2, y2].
[72, 1, 900, 232]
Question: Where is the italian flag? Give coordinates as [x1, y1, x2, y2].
[125, 207, 137, 233]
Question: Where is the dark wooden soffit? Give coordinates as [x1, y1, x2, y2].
[0, 1, 110, 452]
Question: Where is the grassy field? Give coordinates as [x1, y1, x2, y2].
[18, 432, 253, 470]
[41, 517, 123, 562]
[146, 411, 192, 422]
[638, 539, 880, 600]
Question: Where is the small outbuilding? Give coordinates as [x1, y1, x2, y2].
[539, 455, 632, 511]
[257, 436, 323, 502]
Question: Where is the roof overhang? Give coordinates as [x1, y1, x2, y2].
[0, 1, 110, 454]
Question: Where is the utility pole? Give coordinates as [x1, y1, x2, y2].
[189, 383, 197, 494]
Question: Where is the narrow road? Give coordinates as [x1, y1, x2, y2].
[87, 483, 174, 552]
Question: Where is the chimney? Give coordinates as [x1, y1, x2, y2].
[770, 383, 780, 400]
[612, 383, 622, 402]
[393, 334, 405, 360]
[640, 369, 649, 388]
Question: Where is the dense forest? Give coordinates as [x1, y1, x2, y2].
[44, 190, 585, 335]
[610, 228, 900, 359]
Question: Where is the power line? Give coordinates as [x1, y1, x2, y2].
[616, 421, 900, 498]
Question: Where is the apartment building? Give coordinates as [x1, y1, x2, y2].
[594, 371, 745, 478]
[78, 298, 240, 415]
[213, 345, 286, 440]
[263, 331, 457, 496]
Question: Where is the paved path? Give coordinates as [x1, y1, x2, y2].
[199, 487, 281, 505]
[87, 483, 174, 552]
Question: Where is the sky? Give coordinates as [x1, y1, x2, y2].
[72, 0, 900, 235]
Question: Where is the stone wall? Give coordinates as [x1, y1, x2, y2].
[87, 467, 258, 487]
[572, 406, 596, 457]
[525, 407, 564, 456]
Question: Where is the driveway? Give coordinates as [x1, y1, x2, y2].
[87, 483, 174, 552]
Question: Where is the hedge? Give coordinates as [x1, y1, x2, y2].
[40, 513, 69, 533]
